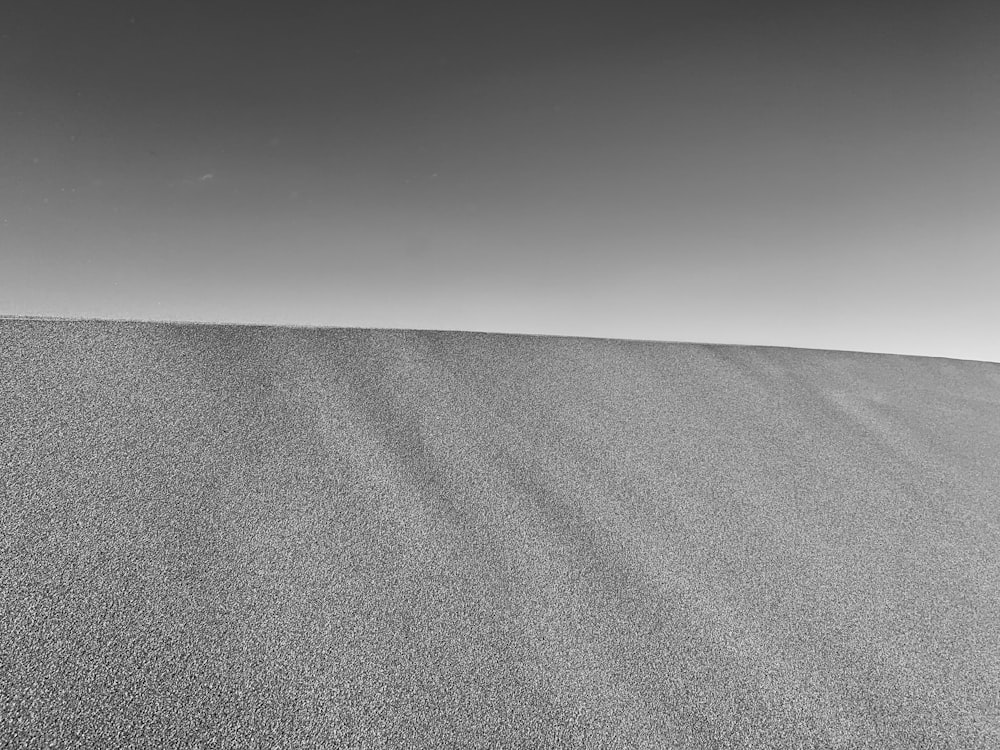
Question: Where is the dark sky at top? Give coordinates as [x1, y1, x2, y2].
[3, 2, 999, 360]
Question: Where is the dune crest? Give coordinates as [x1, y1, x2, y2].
[1, 319, 998, 747]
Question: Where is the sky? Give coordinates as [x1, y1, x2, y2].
[2, 1, 999, 361]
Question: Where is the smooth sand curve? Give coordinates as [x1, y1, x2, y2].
[1, 320, 998, 747]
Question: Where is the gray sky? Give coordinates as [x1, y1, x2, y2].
[2, 1, 998, 361]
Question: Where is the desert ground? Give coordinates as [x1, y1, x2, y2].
[1, 319, 998, 748]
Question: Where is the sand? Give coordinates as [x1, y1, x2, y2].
[1, 319, 998, 748]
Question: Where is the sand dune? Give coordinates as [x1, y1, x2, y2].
[1, 319, 998, 748]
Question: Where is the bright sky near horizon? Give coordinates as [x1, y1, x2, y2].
[2, 1, 999, 362]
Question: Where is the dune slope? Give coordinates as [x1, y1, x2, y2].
[1, 320, 998, 748]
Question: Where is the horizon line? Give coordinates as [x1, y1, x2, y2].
[1, 313, 996, 366]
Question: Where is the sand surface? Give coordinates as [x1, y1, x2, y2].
[1, 320, 998, 748]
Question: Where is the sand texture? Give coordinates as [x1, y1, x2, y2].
[1, 320, 998, 748]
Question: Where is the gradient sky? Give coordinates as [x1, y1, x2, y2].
[3, 1, 999, 361]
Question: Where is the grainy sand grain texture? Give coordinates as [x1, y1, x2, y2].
[1, 319, 998, 748]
